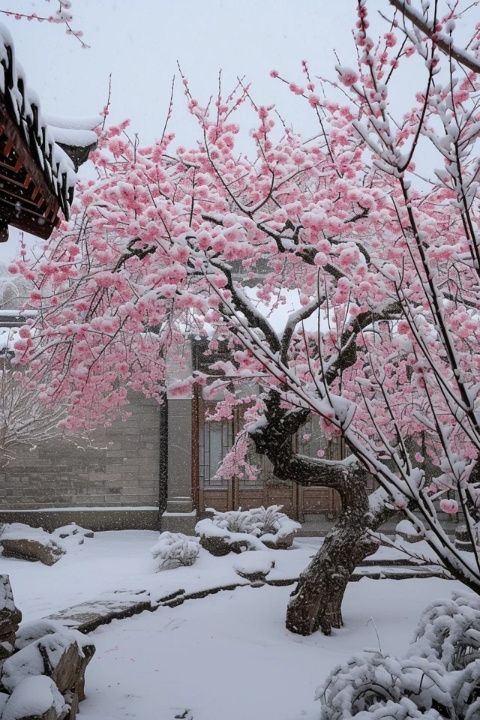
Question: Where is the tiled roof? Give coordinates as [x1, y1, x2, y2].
[0, 23, 98, 224]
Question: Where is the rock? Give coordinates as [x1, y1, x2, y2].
[63, 690, 79, 720]
[455, 524, 475, 552]
[0, 691, 8, 715]
[233, 556, 275, 583]
[0, 576, 22, 656]
[1, 630, 94, 695]
[2, 675, 67, 720]
[395, 519, 423, 543]
[0, 525, 65, 566]
[15, 621, 66, 651]
[46, 589, 152, 634]
[52, 524, 94, 541]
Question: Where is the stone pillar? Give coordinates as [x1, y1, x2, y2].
[161, 346, 197, 535]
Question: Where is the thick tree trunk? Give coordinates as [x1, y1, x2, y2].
[286, 467, 379, 635]
[249, 392, 394, 636]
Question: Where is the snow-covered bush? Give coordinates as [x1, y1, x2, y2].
[317, 651, 452, 720]
[151, 532, 199, 571]
[408, 592, 480, 670]
[195, 505, 301, 555]
[317, 593, 480, 719]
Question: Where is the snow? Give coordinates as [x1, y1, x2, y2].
[2, 675, 66, 720]
[232, 553, 275, 577]
[77, 579, 461, 720]
[0, 530, 465, 720]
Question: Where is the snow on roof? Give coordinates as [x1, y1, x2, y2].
[0, 23, 99, 220]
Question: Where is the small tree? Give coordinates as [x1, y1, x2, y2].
[0, 358, 69, 467]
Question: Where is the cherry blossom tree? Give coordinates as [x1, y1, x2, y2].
[12, 0, 480, 635]
[0, 1, 87, 47]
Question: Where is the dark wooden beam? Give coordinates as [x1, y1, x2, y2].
[0, 98, 60, 239]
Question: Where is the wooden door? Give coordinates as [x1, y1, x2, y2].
[196, 399, 342, 519]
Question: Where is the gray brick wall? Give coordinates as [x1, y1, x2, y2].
[0, 393, 161, 511]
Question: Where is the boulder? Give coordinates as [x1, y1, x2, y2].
[455, 524, 475, 552]
[52, 524, 94, 542]
[0, 691, 8, 715]
[1, 630, 94, 696]
[15, 621, 66, 652]
[0, 525, 64, 566]
[198, 531, 252, 557]
[233, 556, 275, 583]
[395, 519, 423, 543]
[0, 576, 22, 658]
[1, 675, 67, 720]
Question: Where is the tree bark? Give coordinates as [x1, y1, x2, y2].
[286, 468, 380, 635]
[250, 391, 393, 636]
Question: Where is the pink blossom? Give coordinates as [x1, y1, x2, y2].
[337, 66, 359, 87]
[440, 499, 459, 514]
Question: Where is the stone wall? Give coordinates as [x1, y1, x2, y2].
[0, 393, 162, 530]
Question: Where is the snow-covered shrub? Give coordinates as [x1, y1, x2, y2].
[195, 505, 301, 555]
[317, 594, 480, 719]
[316, 650, 453, 720]
[451, 660, 480, 720]
[151, 532, 199, 570]
[408, 592, 480, 670]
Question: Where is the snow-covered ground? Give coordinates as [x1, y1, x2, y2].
[1, 530, 462, 720]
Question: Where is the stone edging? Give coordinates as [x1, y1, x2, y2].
[44, 562, 451, 635]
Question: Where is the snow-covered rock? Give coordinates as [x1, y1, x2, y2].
[0, 525, 64, 566]
[233, 555, 275, 582]
[15, 620, 74, 652]
[0, 576, 21, 660]
[151, 532, 199, 571]
[1, 675, 67, 720]
[52, 523, 94, 543]
[1, 629, 91, 694]
[196, 506, 301, 556]
[395, 519, 423, 543]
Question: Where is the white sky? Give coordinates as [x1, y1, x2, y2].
[0, 0, 475, 262]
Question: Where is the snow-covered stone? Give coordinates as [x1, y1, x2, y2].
[454, 524, 475, 553]
[14, 620, 80, 652]
[196, 506, 301, 555]
[1, 675, 67, 720]
[0, 576, 21, 660]
[233, 555, 275, 582]
[151, 532, 199, 571]
[0, 525, 65, 566]
[51, 524, 94, 546]
[1, 629, 91, 694]
[395, 519, 423, 543]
